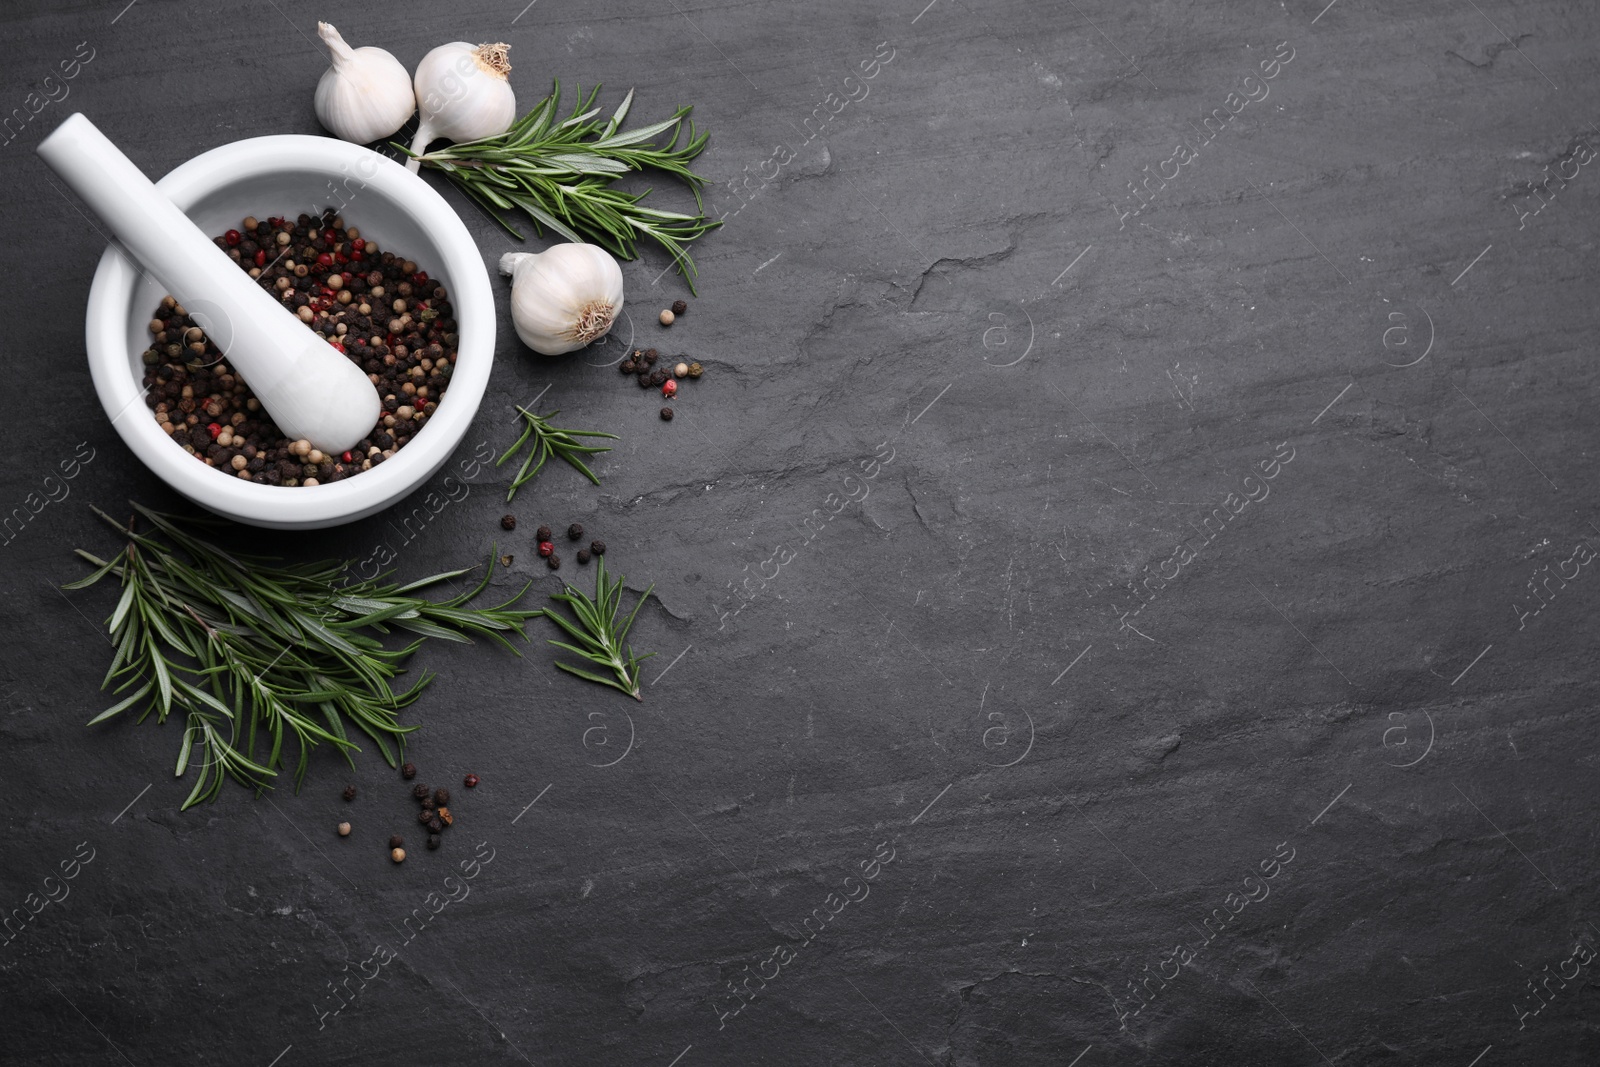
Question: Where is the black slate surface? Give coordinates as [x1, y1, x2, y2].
[3, 1, 1599, 1064]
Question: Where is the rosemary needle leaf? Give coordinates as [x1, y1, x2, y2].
[88, 682, 152, 726]
[70, 504, 543, 809]
[400, 81, 720, 294]
[496, 407, 619, 501]
[541, 557, 656, 701]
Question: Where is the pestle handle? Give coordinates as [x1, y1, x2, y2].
[38, 113, 380, 455]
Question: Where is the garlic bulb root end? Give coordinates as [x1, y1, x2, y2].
[572, 302, 617, 345]
[474, 43, 513, 78]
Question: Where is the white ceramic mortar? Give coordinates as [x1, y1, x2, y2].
[82, 134, 494, 530]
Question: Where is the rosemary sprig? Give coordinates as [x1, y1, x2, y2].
[496, 405, 618, 501]
[401, 81, 720, 293]
[66, 502, 541, 809]
[541, 557, 655, 701]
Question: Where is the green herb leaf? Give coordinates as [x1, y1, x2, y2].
[399, 82, 720, 294]
[496, 406, 619, 501]
[70, 503, 542, 808]
[539, 557, 655, 701]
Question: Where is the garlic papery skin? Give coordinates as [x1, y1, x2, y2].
[314, 23, 415, 144]
[500, 244, 625, 356]
[407, 41, 516, 172]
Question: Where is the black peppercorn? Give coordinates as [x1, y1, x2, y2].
[590, 540, 605, 556]
[577, 549, 591, 565]
[342, 784, 357, 801]
[620, 360, 637, 374]
[547, 552, 561, 570]
[389, 834, 405, 849]
[535, 524, 551, 541]
[422, 795, 436, 810]
[434, 787, 450, 805]
[418, 809, 435, 825]
[427, 834, 441, 850]
[401, 762, 417, 780]
[671, 299, 687, 315]
[643, 349, 658, 365]
[500, 514, 516, 531]
[637, 372, 651, 388]
[464, 773, 480, 788]
[412, 783, 430, 800]
[427, 817, 444, 833]
[660, 406, 674, 421]
[567, 523, 583, 541]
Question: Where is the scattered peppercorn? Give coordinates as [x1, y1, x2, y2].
[391, 847, 406, 863]
[659, 309, 675, 326]
[438, 807, 454, 827]
[427, 834, 441, 850]
[389, 834, 405, 849]
[590, 540, 605, 555]
[660, 406, 674, 421]
[342, 784, 357, 801]
[500, 514, 516, 531]
[688, 362, 703, 378]
[535, 524, 552, 541]
[671, 299, 687, 315]
[401, 762, 417, 780]
[567, 523, 583, 541]
[637, 372, 652, 389]
[337, 821, 352, 837]
[464, 773, 480, 788]
[675, 362, 689, 378]
[418, 809, 436, 825]
[427, 817, 443, 833]
[577, 549, 591, 565]
[538, 540, 554, 557]
[547, 552, 561, 570]
[500, 553, 514, 567]
[662, 380, 678, 399]
[643, 349, 658, 366]
[621, 359, 637, 374]
[411, 783, 430, 800]
[434, 787, 450, 805]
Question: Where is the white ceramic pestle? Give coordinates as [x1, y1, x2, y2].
[38, 113, 381, 454]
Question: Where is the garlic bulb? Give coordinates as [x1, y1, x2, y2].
[500, 244, 625, 355]
[408, 41, 516, 172]
[314, 23, 415, 144]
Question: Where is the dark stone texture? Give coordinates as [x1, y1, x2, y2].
[2, 1, 1599, 1065]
